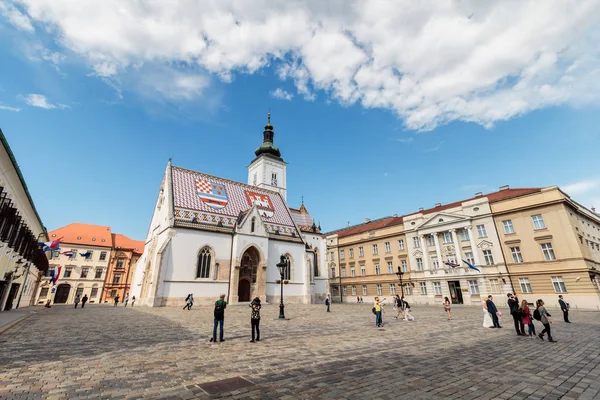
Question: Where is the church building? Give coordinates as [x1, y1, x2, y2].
[131, 115, 328, 306]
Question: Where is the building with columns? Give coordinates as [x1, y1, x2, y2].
[131, 115, 328, 306]
[325, 186, 600, 309]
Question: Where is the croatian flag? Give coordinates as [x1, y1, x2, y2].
[39, 237, 63, 252]
[50, 266, 62, 284]
[462, 259, 481, 273]
[444, 261, 460, 268]
[79, 251, 92, 259]
[61, 250, 74, 257]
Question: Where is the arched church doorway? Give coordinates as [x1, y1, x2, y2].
[54, 284, 71, 304]
[238, 247, 259, 302]
[238, 279, 251, 302]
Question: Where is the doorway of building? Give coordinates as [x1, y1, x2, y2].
[448, 281, 463, 304]
[238, 279, 251, 302]
[4, 283, 20, 310]
[54, 284, 71, 304]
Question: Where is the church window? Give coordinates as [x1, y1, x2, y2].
[283, 254, 292, 281]
[253, 173, 257, 185]
[196, 247, 212, 279]
[313, 251, 319, 277]
[251, 217, 256, 233]
[271, 173, 278, 187]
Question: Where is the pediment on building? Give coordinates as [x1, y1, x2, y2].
[477, 240, 493, 249]
[412, 250, 423, 257]
[417, 212, 469, 230]
[235, 205, 268, 237]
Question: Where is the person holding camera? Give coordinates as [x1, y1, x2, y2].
[250, 297, 261, 342]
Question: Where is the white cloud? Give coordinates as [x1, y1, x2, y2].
[270, 88, 293, 101]
[562, 179, 600, 210]
[7, 0, 600, 129]
[0, 1, 34, 32]
[23, 94, 68, 109]
[0, 103, 20, 112]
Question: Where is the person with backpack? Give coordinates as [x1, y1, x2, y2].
[373, 297, 385, 327]
[325, 293, 331, 312]
[535, 299, 556, 342]
[249, 297, 261, 342]
[210, 294, 227, 343]
[521, 299, 535, 338]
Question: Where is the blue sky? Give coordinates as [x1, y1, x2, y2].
[1, 1, 600, 240]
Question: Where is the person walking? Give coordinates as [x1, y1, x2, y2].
[114, 295, 120, 307]
[486, 295, 501, 328]
[536, 299, 556, 342]
[81, 294, 88, 309]
[507, 293, 526, 336]
[357, 296, 360, 303]
[183, 294, 194, 310]
[131, 296, 136, 307]
[74, 294, 81, 309]
[394, 295, 402, 319]
[373, 297, 385, 327]
[558, 295, 571, 323]
[402, 297, 413, 321]
[325, 293, 331, 312]
[521, 299, 535, 338]
[249, 297, 261, 342]
[124, 293, 130, 307]
[210, 294, 227, 343]
[444, 297, 452, 320]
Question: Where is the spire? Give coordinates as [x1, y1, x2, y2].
[254, 111, 282, 159]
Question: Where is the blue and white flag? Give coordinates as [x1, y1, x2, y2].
[462, 259, 481, 272]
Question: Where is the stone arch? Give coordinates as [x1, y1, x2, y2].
[196, 244, 215, 279]
[237, 246, 262, 302]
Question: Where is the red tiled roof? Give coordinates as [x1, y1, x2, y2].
[329, 187, 542, 238]
[49, 223, 112, 247]
[337, 216, 404, 238]
[112, 234, 145, 254]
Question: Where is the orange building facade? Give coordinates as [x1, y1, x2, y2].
[100, 234, 144, 303]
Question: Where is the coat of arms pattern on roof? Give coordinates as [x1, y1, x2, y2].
[171, 166, 295, 227]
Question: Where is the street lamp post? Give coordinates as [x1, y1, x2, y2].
[276, 255, 286, 319]
[396, 267, 405, 297]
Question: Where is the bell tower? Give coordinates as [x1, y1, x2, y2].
[248, 113, 287, 202]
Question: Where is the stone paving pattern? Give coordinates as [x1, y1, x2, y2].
[1, 302, 600, 399]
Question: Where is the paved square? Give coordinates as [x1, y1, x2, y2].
[1, 303, 600, 399]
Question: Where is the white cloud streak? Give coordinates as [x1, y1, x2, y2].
[23, 94, 68, 109]
[0, 1, 34, 32]
[0, 103, 20, 112]
[270, 88, 293, 101]
[6, 0, 600, 130]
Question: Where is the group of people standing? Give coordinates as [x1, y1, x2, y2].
[113, 293, 133, 307]
[483, 293, 569, 342]
[207, 294, 261, 343]
[372, 294, 415, 327]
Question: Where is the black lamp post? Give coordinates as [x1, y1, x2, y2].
[276, 255, 286, 319]
[396, 267, 405, 297]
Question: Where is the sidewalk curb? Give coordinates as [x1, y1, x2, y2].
[0, 310, 38, 335]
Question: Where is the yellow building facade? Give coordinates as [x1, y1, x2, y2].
[491, 187, 600, 310]
[326, 186, 600, 310]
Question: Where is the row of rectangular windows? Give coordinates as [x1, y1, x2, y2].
[52, 249, 109, 261]
[333, 215, 551, 261]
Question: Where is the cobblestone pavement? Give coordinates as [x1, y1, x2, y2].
[1, 302, 600, 400]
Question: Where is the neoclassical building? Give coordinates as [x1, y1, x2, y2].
[131, 115, 328, 306]
[325, 186, 600, 309]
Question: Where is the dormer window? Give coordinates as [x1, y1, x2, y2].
[271, 173, 278, 187]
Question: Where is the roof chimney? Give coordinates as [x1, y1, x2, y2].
[474, 192, 483, 197]
[418, 207, 424, 212]
[592, 206, 597, 213]
[435, 203, 441, 207]
[499, 185, 509, 191]
[365, 218, 371, 223]
[393, 214, 398, 217]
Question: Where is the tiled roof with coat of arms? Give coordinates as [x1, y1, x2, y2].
[171, 166, 300, 236]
